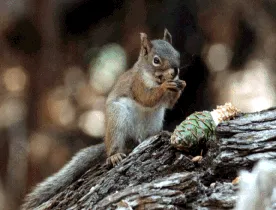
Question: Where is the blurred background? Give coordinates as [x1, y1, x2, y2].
[0, 0, 276, 209]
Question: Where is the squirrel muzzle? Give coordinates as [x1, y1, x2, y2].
[155, 68, 179, 84]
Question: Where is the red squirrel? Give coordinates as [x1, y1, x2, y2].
[21, 29, 186, 209]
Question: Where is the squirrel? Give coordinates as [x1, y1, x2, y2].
[21, 28, 186, 209]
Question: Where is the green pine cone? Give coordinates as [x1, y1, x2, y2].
[170, 111, 216, 153]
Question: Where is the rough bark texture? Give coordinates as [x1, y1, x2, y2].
[34, 107, 276, 209]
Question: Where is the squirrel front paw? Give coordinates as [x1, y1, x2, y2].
[106, 153, 127, 167]
[161, 80, 186, 92]
[175, 80, 186, 91]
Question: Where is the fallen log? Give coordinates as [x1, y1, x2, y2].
[33, 107, 276, 209]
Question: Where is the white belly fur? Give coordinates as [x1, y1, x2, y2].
[115, 97, 165, 143]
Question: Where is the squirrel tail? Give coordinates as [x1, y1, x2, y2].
[21, 143, 106, 210]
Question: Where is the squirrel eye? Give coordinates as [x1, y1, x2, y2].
[152, 55, 161, 66]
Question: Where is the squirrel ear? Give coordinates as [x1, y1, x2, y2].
[140, 33, 152, 56]
[163, 28, 172, 44]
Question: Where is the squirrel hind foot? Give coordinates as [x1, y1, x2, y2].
[106, 153, 127, 167]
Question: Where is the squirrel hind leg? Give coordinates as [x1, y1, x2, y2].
[105, 100, 134, 161]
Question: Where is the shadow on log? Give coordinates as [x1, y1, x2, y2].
[33, 107, 276, 209]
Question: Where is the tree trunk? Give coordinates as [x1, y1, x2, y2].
[34, 107, 276, 209]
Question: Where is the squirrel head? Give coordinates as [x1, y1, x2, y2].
[138, 29, 180, 84]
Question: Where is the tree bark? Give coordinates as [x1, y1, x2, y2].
[34, 107, 276, 209]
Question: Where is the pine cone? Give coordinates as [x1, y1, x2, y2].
[170, 103, 240, 153]
[170, 111, 216, 152]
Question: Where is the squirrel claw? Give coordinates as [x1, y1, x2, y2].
[106, 153, 127, 167]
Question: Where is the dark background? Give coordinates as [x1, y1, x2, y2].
[0, 0, 276, 209]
